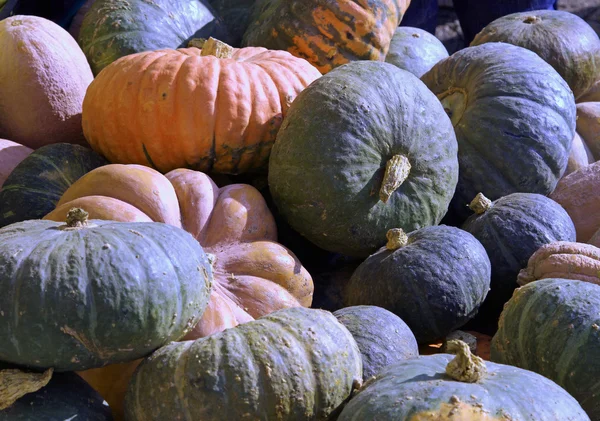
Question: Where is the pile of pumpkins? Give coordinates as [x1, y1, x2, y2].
[2, 0, 600, 420]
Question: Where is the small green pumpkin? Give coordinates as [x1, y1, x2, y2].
[124, 306, 362, 420]
[0, 209, 213, 371]
[385, 27, 448, 78]
[343, 226, 491, 344]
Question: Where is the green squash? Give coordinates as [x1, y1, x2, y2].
[0, 143, 108, 228]
[343, 226, 491, 344]
[209, 0, 257, 47]
[471, 10, 600, 100]
[333, 305, 418, 380]
[0, 369, 113, 420]
[124, 306, 362, 420]
[338, 340, 590, 420]
[491, 278, 600, 419]
[78, 0, 232, 75]
[385, 27, 448, 78]
[268, 61, 459, 257]
[421, 42, 576, 223]
[0, 209, 213, 372]
[461, 192, 576, 327]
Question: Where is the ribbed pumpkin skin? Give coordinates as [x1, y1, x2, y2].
[82, 47, 320, 175]
[333, 305, 418, 379]
[0, 143, 108, 228]
[242, 0, 410, 74]
[0, 16, 93, 148]
[268, 61, 459, 257]
[421, 43, 576, 223]
[78, 0, 228, 75]
[344, 225, 491, 343]
[0, 139, 32, 188]
[209, 0, 257, 47]
[385, 27, 448, 78]
[0, 219, 213, 371]
[124, 307, 362, 420]
[461, 193, 576, 314]
[338, 353, 590, 421]
[491, 279, 600, 419]
[0, 372, 113, 420]
[471, 10, 600, 99]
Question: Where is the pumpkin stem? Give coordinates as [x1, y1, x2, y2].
[0, 368, 53, 410]
[379, 155, 411, 203]
[469, 193, 493, 215]
[65, 207, 89, 228]
[195, 37, 234, 59]
[523, 16, 541, 24]
[445, 339, 487, 383]
[386, 228, 408, 250]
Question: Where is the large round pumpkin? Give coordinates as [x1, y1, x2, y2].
[338, 340, 590, 421]
[82, 38, 321, 175]
[44, 163, 314, 339]
[491, 278, 600, 419]
[78, 0, 231, 75]
[344, 226, 491, 344]
[269, 61, 459, 257]
[124, 307, 362, 420]
[421, 42, 576, 223]
[0, 210, 213, 371]
[0, 143, 108, 228]
[0, 139, 32, 188]
[242, 0, 410, 74]
[470, 10, 600, 100]
[0, 16, 93, 148]
[385, 26, 448, 78]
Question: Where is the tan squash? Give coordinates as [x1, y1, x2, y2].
[566, 132, 593, 175]
[575, 102, 600, 161]
[0, 139, 32, 188]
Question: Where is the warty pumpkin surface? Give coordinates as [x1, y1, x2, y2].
[0, 139, 32, 188]
[82, 39, 321, 174]
[242, 0, 410, 74]
[44, 163, 314, 339]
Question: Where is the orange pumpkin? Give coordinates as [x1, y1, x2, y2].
[242, 0, 411, 74]
[0, 139, 32, 188]
[44, 164, 314, 338]
[81, 38, 321, 174]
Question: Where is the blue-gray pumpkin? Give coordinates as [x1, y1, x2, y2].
[385, 26, 448, 78]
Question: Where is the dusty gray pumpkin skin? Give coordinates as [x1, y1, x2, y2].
[385, 27, 448, 78]
[334, 305, 418, 380]
[124, 306, 363, 421]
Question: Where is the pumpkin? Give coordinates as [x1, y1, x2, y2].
[209, 0, 257, 47]
[68, 0, 95, 40]
[0, 15, 93, 148]
[574, 102, 600, 162]
[550, 161, 600, 242]
[344, 226, 491, 344]
[578, 78, 600, 102]
[0, 143, 108, 228]
[333, 305, 418, 380]
[43, 163, 313, 339]
[491, 278, 600, 419]
[124, 307, 362, 420]
[0, 209, 213, 371]
[566, 132, 594, 176]
[0, 139, 32, 188]
[242, 0, 410, 74]
[0, 369, 113, 420]
[269, 61, 459, 257]
[461, 192, 576, 321]
[470, 10, 600, 99]
[385, 26, 448, 78]
[421, 42, 576, 223]
[78, 0, 231, 75]
[82, 38, 321, 175]
[338, 340, 590, 421]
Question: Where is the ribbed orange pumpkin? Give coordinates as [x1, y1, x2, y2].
[44, 164, 314, 338]
[81, 38, 321, 174]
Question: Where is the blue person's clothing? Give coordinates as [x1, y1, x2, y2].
[401, 0, 558, 44]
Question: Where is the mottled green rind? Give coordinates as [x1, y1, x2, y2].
[0, 143, 108, 228]
[385, 27, 448, 78]
[421, 42, 576, 223]
[334, 305, 418, 380]
[209, 0, 257, 47]
[78, 0, 231, 75]
[471, 10, 600, 99]
[268, 61, 459, 257]
[491, 279, 600, 419]
[0, 219, 213, 371]
[0, 372, 113, 420]
[124, 307, 362, 421]
[344, 225, 491, 344]
[338, 353, 590, 421]
[462, 193, 576, 317]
